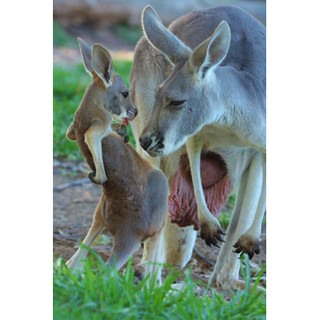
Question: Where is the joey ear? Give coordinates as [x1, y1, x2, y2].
[142, 5, 191, 64]
[189, 21, 231, 77]
[91, 44, 115, 87]
[78, 37, 93, 74]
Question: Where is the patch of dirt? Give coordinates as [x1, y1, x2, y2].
[53, 159, 266, 289]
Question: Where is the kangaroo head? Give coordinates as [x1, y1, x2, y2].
[139, 6, 230, 157]
[78, 38, 137, 124]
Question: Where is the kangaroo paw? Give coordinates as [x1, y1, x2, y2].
[200, 221, 225, 248]
[112, 123, 128, 142]
[88, 171, 107, 184]
[233, 234, 260, 259]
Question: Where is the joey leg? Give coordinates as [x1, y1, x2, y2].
[67, 195, 106, 269]
[106, 233, 141, 271]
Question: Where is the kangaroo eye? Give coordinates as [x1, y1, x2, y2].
[121, 91, 129, 99]
[170, 100, 186, 107]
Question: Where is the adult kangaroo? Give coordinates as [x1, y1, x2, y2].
[130, 5, 266, 290]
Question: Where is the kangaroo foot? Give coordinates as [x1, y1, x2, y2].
[88, 171, 107, 184]
[233, 234, 260, 259]
[200, 221, 225, 248]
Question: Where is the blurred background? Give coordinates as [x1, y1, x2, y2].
[53, 0, 266, 293]
[53, 0, 265, 66]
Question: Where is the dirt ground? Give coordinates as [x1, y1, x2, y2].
[53, 159, 266, 289]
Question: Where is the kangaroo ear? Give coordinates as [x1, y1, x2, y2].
[142, 5, 191, 64]
[91, 44, 115, 87]
[78, 37, 93, 74]
[189, 21, 231, 77]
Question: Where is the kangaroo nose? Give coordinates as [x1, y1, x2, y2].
[139, 136, 152, 151]
[127, 106, 138, 121]
[133, 106, 138, 116]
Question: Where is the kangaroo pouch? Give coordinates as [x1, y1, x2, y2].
[168, 152, 231, 230]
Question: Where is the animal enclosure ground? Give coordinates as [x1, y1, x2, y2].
[53, 159, 266, 290]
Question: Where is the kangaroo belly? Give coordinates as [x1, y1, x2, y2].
[168, 151, 231, 230]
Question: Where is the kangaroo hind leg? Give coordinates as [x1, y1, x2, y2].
[66, 195, 105, 269]
[142, 231, 163, 286]
[106, 231, 141, 272]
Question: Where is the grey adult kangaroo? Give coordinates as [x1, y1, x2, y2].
[130, 5, 265, 290]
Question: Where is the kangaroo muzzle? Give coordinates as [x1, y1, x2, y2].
[126, 105, 138, 121]
[139, 132, 164, 156]
[139, 135, 152, 151]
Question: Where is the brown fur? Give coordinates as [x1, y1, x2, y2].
[71, 76, 114, 171]
[66, 131, 168, 282]
[66, 38, 137, 184]
[66, 41, 168, 283]
[99, 133, 167, 242]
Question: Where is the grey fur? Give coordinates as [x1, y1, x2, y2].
[139, 6, 265, 155]
[142, 6, 191, 64]
[130, 5, 266, 290]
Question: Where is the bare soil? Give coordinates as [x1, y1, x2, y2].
[53, 159, 266, 289]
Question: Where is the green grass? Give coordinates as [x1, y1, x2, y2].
[115, 24, 143, 45]
[53, 20, 142, 49]
[54, 252, 266, 320]
[53, 60, 134, 160]
[53, 21, 77, 47]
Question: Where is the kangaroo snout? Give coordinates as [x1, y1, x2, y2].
[139, 133, 164, 156]
[126, 105, 138, 121]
